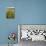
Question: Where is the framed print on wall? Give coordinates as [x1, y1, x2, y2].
[6, 7, 15, 19]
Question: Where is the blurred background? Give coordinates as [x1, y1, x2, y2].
[0, 0, 46, 46]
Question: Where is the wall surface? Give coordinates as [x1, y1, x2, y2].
[0, 0, 46, 45]
[0, 0, 18, 44]
[16, 0, 46, 24]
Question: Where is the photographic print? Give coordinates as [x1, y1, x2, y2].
[6, 7, 15, 19]
[18, 24, 46, 46]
